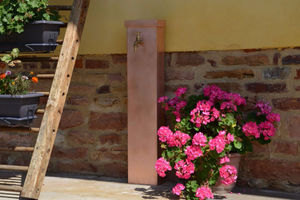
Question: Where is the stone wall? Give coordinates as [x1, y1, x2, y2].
[0, 54, 128, 178]
[0, 48, 300, 192]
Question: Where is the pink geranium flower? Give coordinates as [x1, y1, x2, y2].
[195, 186, 214, 200]
[242, 122, 260, 138]
[219, 165, 237, 185]
[168, 131, 191, 148]
[190, 100, 220, 128]
[172, 183, 185, 196]
[185, 145, 203, 161]
[209, 133, 226, 153]
[192, 132, 207, 147]
[259, 121, 276, 140]
[226, 133, 235, 144]
[174, 160, 195, 179]
[158, 96, 168, 103]
[155, 157, 172, 177]
[256, 101, 272, 115]
[220, 156, 230, 164]
[175, 87, 187, 97]
[157, 126, 173, 143]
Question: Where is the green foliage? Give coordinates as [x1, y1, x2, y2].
[246, 111, 266, 123]
[162, 146, 185, 165]
[1, 48, 19, 65]
[185, 180, 199, 200]
[0, 0, 59, 35]
[174, 118, 192, 133]
[219, 113, 236, 128]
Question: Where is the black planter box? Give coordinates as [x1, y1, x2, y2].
[0, 20, 64, 53]
[0, 93, 43, 126]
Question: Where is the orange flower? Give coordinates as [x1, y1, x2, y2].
[0, 73, 6, 80]
[32, 77, 38, 83]
[30, 71, 34, 75]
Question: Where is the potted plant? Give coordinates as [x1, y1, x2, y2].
[0, 49, 42, 126]
[0, 0, 63, 52]
[156, 85, 280, 200]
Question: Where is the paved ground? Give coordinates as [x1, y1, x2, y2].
[0, 174, 299, 200]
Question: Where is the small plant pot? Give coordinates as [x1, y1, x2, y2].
[212, 153, 241, 194]
[0, 20, 64, 53]
[0, 93, 43, 126]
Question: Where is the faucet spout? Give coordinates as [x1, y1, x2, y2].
[133, 32, 143, 52]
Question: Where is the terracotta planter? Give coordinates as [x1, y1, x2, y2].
[212, 153, 241, 194]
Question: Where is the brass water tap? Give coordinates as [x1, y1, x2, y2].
[133, 32, 143, 52]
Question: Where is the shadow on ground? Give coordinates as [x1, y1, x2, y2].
[135, 185, 177, 200]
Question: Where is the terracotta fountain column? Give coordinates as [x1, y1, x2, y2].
[125, 20, 165, 185]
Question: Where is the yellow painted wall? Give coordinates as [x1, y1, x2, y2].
[50, 0, 300, 54]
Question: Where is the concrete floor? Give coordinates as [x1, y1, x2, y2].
[0, 174, 299, 200]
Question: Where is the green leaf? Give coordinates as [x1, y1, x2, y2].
[234, 140, 242, 149]
[11, 48, 19, 59]
[1, 54, 12, 63]
[43, 13, 50, 21]
[167, 151, 175, 159]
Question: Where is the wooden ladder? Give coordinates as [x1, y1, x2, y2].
[0, 0, 90, 199]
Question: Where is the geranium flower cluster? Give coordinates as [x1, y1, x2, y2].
[209, 131, 234, 153]
[196, 186, 214, 200]
[219, 165, 238, 185]
[174, 160, 195, 179]
[242, 101, 280, 140]
[172, 183, 185, 196]
[190, 100, 220, 128]
[155, 85, 280, 200]
[157, 126, 190, 148]
[203, 85, 246, 112]
[155, 157, 172, 177]
[158, 87, 187, 122]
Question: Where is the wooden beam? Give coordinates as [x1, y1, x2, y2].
[36, 109, 45, 114]
[0, 147, 34, 152]
[0, 127, 39, 133]
[21, 0, 90, 199]
[0, 185, 22, 192]
[19, 56, 59, 62]
[37, 74, 55, 79]
[38, 92, 50, 96]
[0, 165, 28, 172]
[56, 39, 64, 45]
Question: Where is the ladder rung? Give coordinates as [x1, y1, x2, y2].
[0, 147, 34, 152]
[18, 56, 59, 62]
[0, 127, 39, 133]
[39, 92, 50, 96]
[0, 164, 28, 172]
[48, 5, 73, 10]
[0, 184, 22, 192]
[56, 40, 64, 45]
[37, 74, 55, 79]
[36, 109, 45, 114]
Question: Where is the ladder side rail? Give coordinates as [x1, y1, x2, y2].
[21, 0, 90, 199]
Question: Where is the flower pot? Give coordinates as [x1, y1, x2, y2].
[0, 93, 43, 126]
[0, 20, 64, 53]
[212, 153, 241, 194]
